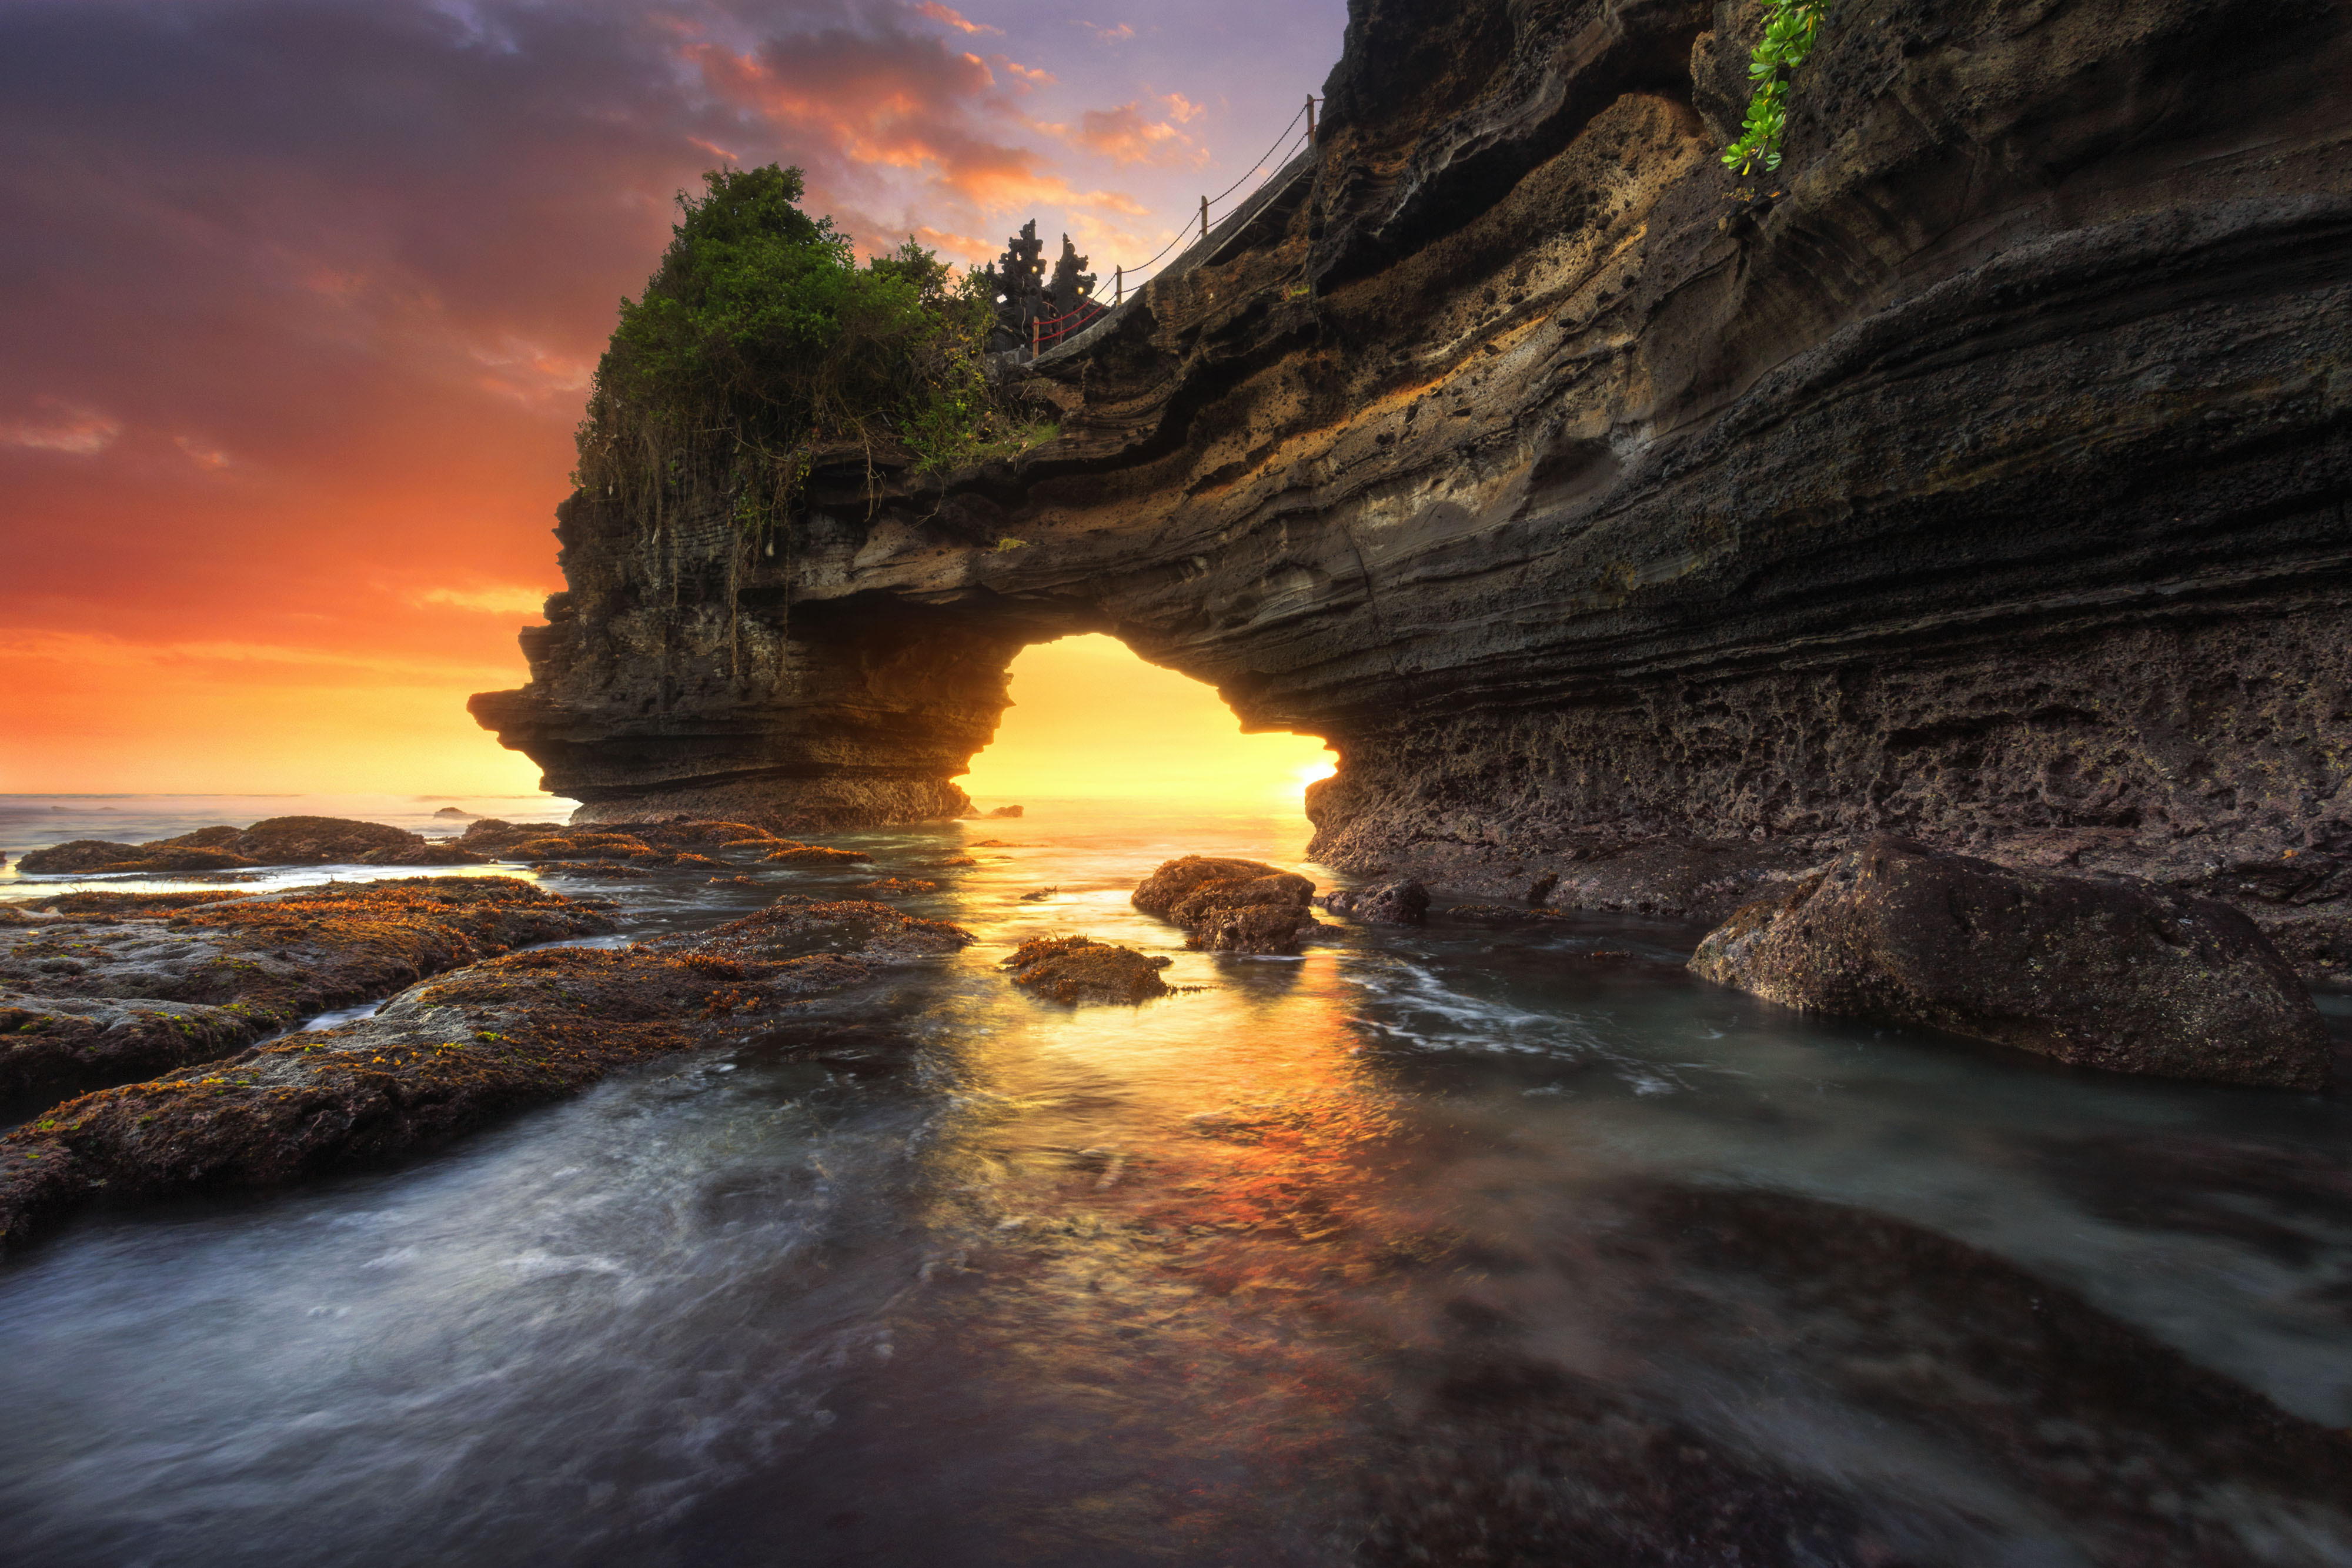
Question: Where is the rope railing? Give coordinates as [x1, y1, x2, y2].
[1012, 93, 1323, 359]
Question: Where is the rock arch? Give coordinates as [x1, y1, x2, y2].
[475, 0, 2352, 975]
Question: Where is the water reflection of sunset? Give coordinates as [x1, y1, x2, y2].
[895, 875, 1408, 1549]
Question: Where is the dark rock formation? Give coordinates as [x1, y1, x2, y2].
[0, 897, 971, 1253]
[472, 0, 2352, 977]
[1318, 879, 1431, 925]
[1134, 855, 1319, 953]
[1003, 935, 1174, 1004]
[454, 818, 567, 851]
[16, 817, 493, 874]
[1690, 835, 2328, 1088]
[0, 880, 615, 1111]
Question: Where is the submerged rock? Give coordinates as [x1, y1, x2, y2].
[1690, 835, 2328, 1089]
[1003, 936, 1171, 1004]
[1134, 857, 1319, 954]
[1318, 880, 1429, 926]
[0, 879, 615, 1109]
[0, 895, 971, 1253]
[1626, 1183, 2352, 1561]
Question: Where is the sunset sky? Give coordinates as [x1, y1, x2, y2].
[0, 0, 1347, 799]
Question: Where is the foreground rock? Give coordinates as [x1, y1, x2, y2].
[16, 816, 488, 875]
[0, 880, 616, 1109]
[0, 896, 970, 1253]
[1003, 936, 1172, 1004]
[1133, 857, 1319, 954]
[1690, 837, 2328, 1090]
[1318, 880, 1429, 927]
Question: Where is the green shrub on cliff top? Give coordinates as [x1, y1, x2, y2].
[577, 164, 1004, 531]
[1723, 0, 1829, 178]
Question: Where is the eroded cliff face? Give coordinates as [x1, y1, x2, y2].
[473, 0, 2352, 977]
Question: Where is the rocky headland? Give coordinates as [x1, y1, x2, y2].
[470, 0, 2351, 989]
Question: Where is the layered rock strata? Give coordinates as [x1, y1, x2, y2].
[473, 0, 2352, 975]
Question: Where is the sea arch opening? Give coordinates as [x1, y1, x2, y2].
[958, 634, 1334, 813]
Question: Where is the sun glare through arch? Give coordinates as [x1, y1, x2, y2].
[957, 634, 1335, 808]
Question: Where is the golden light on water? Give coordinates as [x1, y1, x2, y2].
[959, 634, 1334, 807]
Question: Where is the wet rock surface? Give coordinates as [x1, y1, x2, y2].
[1689, 835, 2328, 1089]
[1003, 935, 1173, 1005]
[0, 880, 616, 1111]
[1318, 880, 1429, 927]
[0, 895, 971, 1253]
[1624, 1185, 2352, 1564]
[1359, 1181, 2352, 1566]
[1358, 1356, 1892, 1568]
[16, 815, 492, 874]
[1133, 857, 1319, 954]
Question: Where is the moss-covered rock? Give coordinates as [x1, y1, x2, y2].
[0, 879, 615, 1110]
[0, 894, 971, 1253]
[1003, 935, 1172, 1004]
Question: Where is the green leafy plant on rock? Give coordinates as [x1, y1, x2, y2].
[577, 165, 1012, 537]
[1723, 0, 1830, 178]
[572, 164, 1045, 671]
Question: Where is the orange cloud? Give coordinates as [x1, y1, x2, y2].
[4, 399, 120, 455]
[173, 435, 232, 470]
[996, 56, 1056, 88]
[1070, 101, 1201, 165]
[915, 3, 1003, 36]
[412, 586, 553, 616]
[683, 35, 1148, 232]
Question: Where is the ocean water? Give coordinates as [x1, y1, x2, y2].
[1, 797, 2348, 1566]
